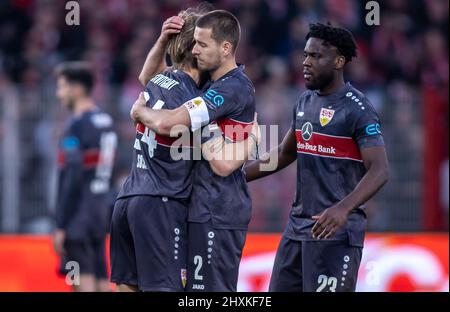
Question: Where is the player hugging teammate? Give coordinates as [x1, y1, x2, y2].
[110, 6, 260, 292]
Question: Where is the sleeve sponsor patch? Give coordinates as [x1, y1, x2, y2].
[365, 123, 382, 136]
[203, 89, 225, 109]
[183, 97, 210, 132]
[61, 136, 80, 150]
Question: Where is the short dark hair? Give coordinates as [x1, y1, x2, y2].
[306, 23, 357, 64]
[55, 62, 94, 94]
[196, 10, 240, 53]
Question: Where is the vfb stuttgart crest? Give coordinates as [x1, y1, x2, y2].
[319, 108, 335, 126]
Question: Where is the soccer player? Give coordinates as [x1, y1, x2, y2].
[245, 23, 389, 292]
[53, 62, 117, 292]
[110, 9, 258, 292]
[130, 10, 257, 291]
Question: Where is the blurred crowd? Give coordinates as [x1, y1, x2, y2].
[0, 0, 448, 233]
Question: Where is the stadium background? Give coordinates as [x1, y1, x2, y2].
[0, 0, 448, 291]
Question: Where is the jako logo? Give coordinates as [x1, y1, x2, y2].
[365, 123, 381, 136]
[204, 89, 224, 107]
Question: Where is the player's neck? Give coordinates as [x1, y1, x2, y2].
[211, 59, 237, 81]
[73, 97, 96, 116]
[318, 75, 345, 96]
[184, 68, 201, 85]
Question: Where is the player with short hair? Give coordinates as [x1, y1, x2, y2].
[111, 8, 259, 292]
[53, 62, 117, 292]
[130, 10, 257, 291]
[245, 23, 389, 292]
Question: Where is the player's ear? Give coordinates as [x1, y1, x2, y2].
[222, 41, 232, 56]
[335, 55, 345, 70]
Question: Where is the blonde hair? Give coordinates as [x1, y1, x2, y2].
[167, 9, 201, 70]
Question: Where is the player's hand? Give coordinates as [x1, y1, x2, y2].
[248, 113, 261, 159]
[251, 112, 261, 144]
[311, 205, 350, 239]
[53, 229, 66, 256]
[158, 16, 185, 45]
[130, 92, 146, 122]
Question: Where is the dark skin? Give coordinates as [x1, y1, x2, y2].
[303, 37, 346, 95]
[245, 37, 389, 239]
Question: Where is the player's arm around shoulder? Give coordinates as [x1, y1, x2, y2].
[130, 92, 192, 137]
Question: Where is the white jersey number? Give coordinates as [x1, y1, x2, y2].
[139, 99, 165, 158]
[90, 131, 117, 194]
[316, 274, 338, 292]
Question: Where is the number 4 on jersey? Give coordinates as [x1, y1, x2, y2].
[134, 96, 165, 160]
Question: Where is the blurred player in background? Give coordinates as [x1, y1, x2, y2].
[245, 23, 389, 292]
[53, 62, 117, 292]
[111, 6, 259, 292]
[131, 10, 258, 291]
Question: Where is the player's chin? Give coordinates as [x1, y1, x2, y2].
[304, 81, 317, 90]
[198, 63, 209, 71]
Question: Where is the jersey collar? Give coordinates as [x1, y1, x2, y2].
[314, 82, 352, 102]
[214, 64, 245, 82]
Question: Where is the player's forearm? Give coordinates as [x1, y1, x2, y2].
[134, 106, 172, 136]
[222, 138, 256, 175]
[211, 137, 256, 177]
[138, 37, 168, 86]
[224, 135, 256, 165]
[245, 145, 296, 182]
[337, 163, 389, 213]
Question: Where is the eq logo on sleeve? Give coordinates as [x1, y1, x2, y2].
[204, 89, 224, 107]
[365, 123, 382, 136]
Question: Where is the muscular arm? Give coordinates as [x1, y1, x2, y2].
[131, 92, 191, 136]
[245, 127, 297, 182]
[312, 146, 389, 239]
[138, 38, 169, 86]
[138, 16, 184, 86]
[133, 88, 261, 177]
[333, 146, 389, 213]
[203, 117, 260, 177]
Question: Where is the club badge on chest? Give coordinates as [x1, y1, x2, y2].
[319, 108, 335, 127]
